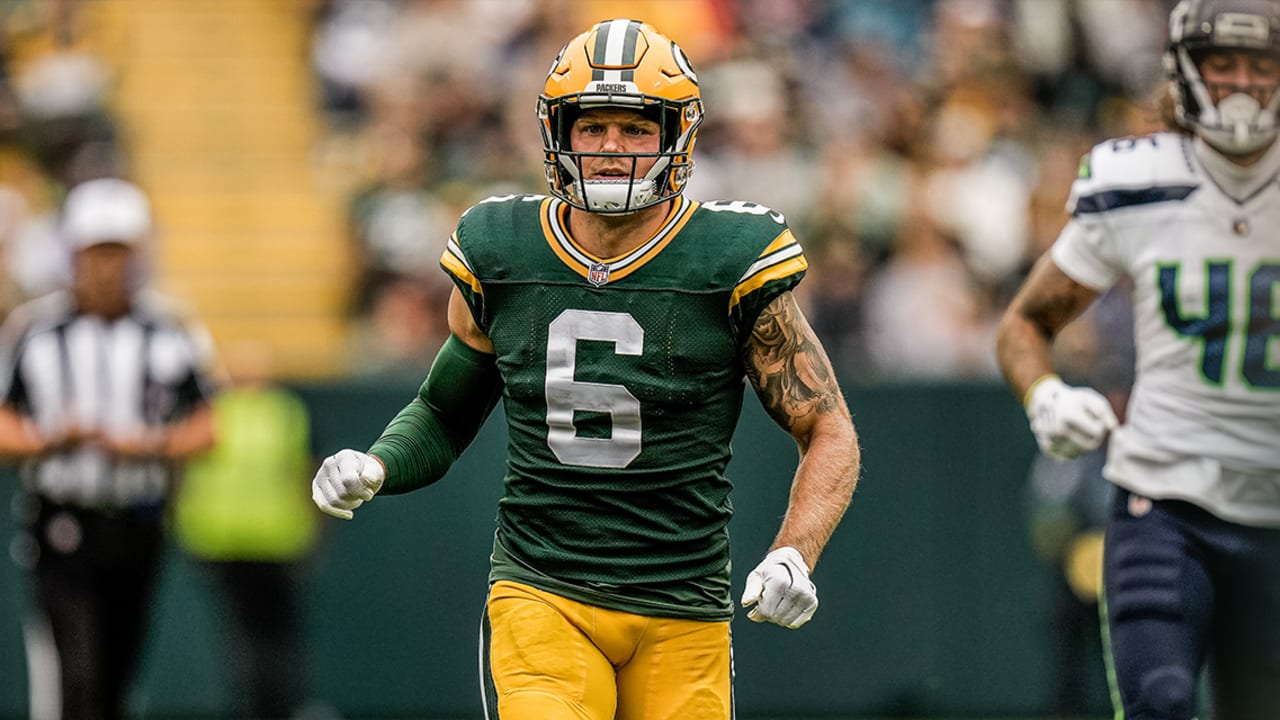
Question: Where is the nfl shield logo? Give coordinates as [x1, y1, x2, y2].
[588, 262, 611, 287]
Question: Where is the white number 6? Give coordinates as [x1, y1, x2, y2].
[545, 309, 643, 468]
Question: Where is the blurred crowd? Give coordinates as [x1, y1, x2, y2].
[0, 0, 123, 312]
[310, 0, 1166, 383]
[1, 0, 1171, 383]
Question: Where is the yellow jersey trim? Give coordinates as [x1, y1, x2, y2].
[729, 229, 807, 311]
[441, 233, 482, 294]
[540, 197, 698, 284]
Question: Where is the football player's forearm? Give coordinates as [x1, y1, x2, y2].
[996, 310, 1058, 404]
[773, 413, 860, 570]
[997, 253, 1099, 402]
[743, 291, 859, 568]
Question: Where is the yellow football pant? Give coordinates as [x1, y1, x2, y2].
[485, 580, 733, 720]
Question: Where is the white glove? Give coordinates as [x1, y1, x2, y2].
[312, 449, 386, 520]
[740, 546, 818, 629]
[1025, 375, 1118, 461]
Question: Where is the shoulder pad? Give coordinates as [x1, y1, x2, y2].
[692, 200, 794, 252]
[688, 200, 806, 308]
[447, 194, 550, 291]
[689, 200, 797, 264]
[455, 193, 546, 246]
[696, 199, 790, 229]
[1069, 132, 1200, 216]
[459, 193, 547, 222]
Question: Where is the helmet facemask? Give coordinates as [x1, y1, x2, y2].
[1166, 0, 1280, 155]
[540, 96, 701, 214]
[538, 19, 703, 215]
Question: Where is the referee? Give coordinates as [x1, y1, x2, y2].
[0, 178, 219, 720]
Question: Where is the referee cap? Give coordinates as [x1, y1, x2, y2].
[62, 178, 152, 250]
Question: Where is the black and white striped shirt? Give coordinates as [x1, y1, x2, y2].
[0, 289, 218, 509]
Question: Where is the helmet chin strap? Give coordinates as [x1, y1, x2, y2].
[1225, 94, 1259, 148]
[567, 155, 672, 214]
[576, 178, 658, 214]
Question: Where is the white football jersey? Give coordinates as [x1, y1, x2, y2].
[1052, 132, 1280, 527]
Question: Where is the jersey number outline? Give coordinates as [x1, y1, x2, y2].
[700, 199, 786, 224]
[545, 309, 644, 468]
[1159, 261, 1280, 388]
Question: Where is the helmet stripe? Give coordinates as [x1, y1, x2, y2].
[591, 19, 641, 83]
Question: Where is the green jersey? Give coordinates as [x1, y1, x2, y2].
[441, 194, 806, 620]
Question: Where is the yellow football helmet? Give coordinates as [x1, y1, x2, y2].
[538, 19, 703, 214]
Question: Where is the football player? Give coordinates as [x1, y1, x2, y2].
[312, 18, 861, 720]
[995, 1, 1280, 718]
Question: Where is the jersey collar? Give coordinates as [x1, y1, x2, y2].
[540, 197, 697, 286]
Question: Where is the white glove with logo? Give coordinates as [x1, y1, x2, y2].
[312, 449, 386, 520]
[740, 546, 818, 629]
[1025, 375, 1118, 460]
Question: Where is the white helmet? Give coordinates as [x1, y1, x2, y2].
[1165, 0, 1280, 154]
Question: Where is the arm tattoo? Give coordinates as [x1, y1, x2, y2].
[745, 294, 840, 431]
[1019, 268, 1092, 339]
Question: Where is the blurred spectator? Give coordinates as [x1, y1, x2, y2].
[1073, 0, 1169, 98]
[860, 190, 999, 380]
[12, 46, 114, 181]
[694, 57, 818, 218]
[344, 123, 459, 378]
[919, 83, 1035, 287]
[1023, 128, 1096, 262]
[348, 274, 448, 380]
[0, 31, 22, 137]
[5, 0, 118, 188]
[828, 0, 934, 76]
[0, 176, 65, 307]
[373, 0, 532, 182]
[493, 0, 592, 140]
[346, 124, 454, 314]
[0, 177, 219, 720]
[800, 216, 872, 378]
[173, 340, 319, 720]
[0, 0, 129, 328]
[309, 0, 400, 129]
